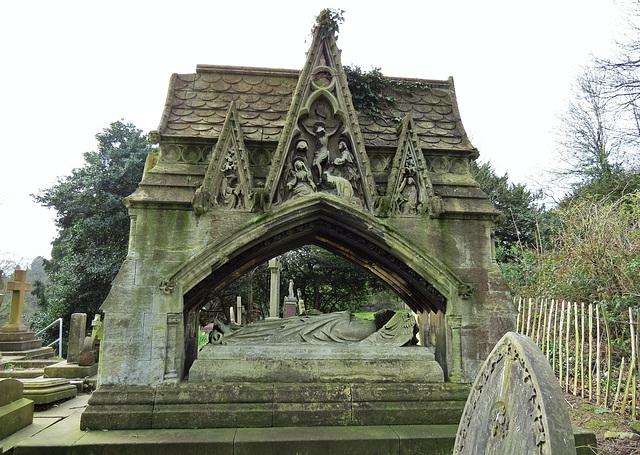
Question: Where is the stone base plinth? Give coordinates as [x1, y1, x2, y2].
[0, 377, 34, 439]
[0, 397, 34, 439]
[0, 331, 46, 353]
[80, 381, 471, 430]
[12, 423, 599, 455]
[20, 378, 78, 405]
[44, 360, 99, 379]
[190, 345, 444, 383]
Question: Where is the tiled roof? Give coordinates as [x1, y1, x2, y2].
[156, 65, 476, 153]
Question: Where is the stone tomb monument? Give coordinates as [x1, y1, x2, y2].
[0, 270, 52, 358]
[81, 10, 516, 430]
[454, 332, 591, 454]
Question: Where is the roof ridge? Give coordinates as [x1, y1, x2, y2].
[196, 64, 300, 77]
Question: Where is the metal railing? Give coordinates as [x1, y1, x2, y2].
[35, 317, 63, 358]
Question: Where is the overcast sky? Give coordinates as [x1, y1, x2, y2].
[0, 0, 624, 263]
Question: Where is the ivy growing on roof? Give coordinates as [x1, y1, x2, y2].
[344, 66, 430, 121]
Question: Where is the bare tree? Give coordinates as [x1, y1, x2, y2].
[555, 68, 624, 195]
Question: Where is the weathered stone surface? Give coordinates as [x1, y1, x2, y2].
[80, 385, 155, 430]
[67, 313, 87, 363]
[234, 426, 399, 455]
[44, 360, 98, 379]
[84, 381, 469, 430]
[454, 332, 577, 454]
[86, 10, 518, 432]
[0, 377, 23, 406]
[190, 344, 443, 383]
[0, 397, 34, 440]
[1, 270, 31, 333]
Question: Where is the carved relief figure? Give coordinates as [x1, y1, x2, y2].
[332, 140, 360, 195]
[287, 159, 316, 198]
[323, 171, 353, 198]
[312, 125, 330, 182]
[214, 148, 244, 209]
[398, 176, 420, 215]
[208, 310, 416, 347]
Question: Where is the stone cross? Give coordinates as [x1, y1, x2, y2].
[1, 270, 31, 333]
[91, 314, 103, 339]
[268, 258, 281, 319]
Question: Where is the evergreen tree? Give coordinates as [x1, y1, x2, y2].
[33, 120, 152, 329]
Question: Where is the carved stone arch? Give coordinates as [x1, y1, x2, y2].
[165, 193, 471, 375]
[170, 194, 465, 315]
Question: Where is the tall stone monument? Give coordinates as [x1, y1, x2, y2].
[0, 270, 52, 358]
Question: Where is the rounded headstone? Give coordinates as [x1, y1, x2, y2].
[454, 332, 576, 455]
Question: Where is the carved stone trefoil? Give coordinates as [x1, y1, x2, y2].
[193, 102, 253, 214]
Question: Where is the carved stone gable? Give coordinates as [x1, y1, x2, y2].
[193, 103, 252, 214]
[386, 116, 438, 216]
[266, 20, 375, 209]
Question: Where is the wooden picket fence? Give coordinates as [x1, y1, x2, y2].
[515, 297, 638, 417]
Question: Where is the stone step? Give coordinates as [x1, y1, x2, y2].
[0, 369, 44, 379]
[0, 347, 55, 359]
[13, 422, 597, 455]
[81, 382, 472, 430]
[20, 378, 78, 405]
[8, 359, 60, 369]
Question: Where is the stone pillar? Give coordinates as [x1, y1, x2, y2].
[68, 313, 87, 364]
[236, 296, 242, 325]
[164, 313, 180, 380]
[297, 289, 306, 315]
[268, 258, 281, 319]
[447, 314, 464, 383]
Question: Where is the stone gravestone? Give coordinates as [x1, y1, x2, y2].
[0, 378, 34, 440]
[454, 332, 577, 455]
[44, 313, 98, 378]
[67, 313, 87, 364]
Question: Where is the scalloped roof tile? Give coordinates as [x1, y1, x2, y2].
[156, 65, 476, 152]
